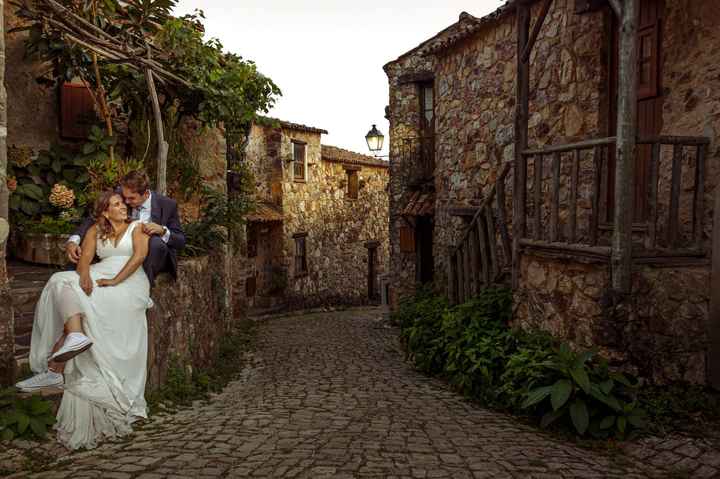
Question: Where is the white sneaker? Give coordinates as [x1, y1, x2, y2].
[15, 371, 64, 392]
[49, 332, 93, 363]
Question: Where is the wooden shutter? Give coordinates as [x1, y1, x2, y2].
[60, 83, 96, 139]
[246, 275, 257, 297]
[294, 233, 308, 275]
[637, 0, 661, 100]
[247, 224, 258, 258]
[347, 170, 359, 199]
[399, 226, 415, 253]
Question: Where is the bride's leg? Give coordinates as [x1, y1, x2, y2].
[49, 285, 93, 363]
[47, 334, 66, 374]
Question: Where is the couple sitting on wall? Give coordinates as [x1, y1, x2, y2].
[15, 170, 185, 450]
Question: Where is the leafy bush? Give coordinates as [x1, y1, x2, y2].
[395, 288, 647, 439]
[0, 388, 56, 441]
[16, 216, 77, 235]
[521, 344, 646, 438]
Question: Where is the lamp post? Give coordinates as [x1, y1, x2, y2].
[365, 124, 385, 157]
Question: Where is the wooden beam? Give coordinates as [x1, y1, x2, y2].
[694, 144, 707, 249]
[521, 0, 554, 63]
[512, 3, 531, 289]
[569, 149, 580, 243]
[550, 152, 561, 242]
[668, 145, 683, 248]
[646, 141, 660, 250]
[611, 0, 639, 294]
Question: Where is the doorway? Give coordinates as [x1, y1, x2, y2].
[415, 216, 434, 285]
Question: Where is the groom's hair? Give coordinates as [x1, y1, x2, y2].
[120, 170, 150, 195]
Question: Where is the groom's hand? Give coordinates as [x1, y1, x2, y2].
[66, 242, 82, 264]
[142, 222, 165, 236]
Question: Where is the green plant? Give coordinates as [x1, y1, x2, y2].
[521, 344, 646, 438]
[17, 215, 76, 235]
[181, 186, 253, 257]
[0, 388, 56, 441]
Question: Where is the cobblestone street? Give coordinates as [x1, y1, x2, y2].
[4, 307, 720, 478]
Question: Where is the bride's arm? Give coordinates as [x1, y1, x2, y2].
[77, 225, 98, 295]
[97, 226, 150, 287]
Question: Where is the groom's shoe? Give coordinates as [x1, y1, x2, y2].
[15, 371, 64, 392]
[49, 332, 93, 363]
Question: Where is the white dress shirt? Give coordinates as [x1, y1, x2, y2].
[68, 192, 171, 245]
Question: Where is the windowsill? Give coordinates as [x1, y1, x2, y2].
[294, 272, 309, 278]
[293, 178, 307, 183]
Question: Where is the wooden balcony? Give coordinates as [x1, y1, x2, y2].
[400, 136, 435, 186]
[447, 135, 710, 304]
[519, 135, 709, 259]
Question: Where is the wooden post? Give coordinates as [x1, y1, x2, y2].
[569, 149, 580, 243]
[447, 250, 458, 305]
[611, 0, 639, 294]
[0, 0, 7, 222]
[646, 141, 660, 250]
[512, 3, 531, 289]
[708, 185, 720, 388]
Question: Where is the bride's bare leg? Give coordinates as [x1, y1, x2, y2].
[47, 334, 66, 374]
[64, 313, 84, 334]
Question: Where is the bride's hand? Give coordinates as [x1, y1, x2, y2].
[96, 278, 117, 288]
[80, 274, 93, 296]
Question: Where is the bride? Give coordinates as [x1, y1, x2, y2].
[23, 189, 153, 449]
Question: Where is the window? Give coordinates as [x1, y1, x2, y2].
[419, 81, 434, 135]
[346, 169, 359, 199]
[293, 233, 308, 276]
[60, 83, 97, 139]
[292, 141, 307, 182]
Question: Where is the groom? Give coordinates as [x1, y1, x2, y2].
[66, 170, 186, 286]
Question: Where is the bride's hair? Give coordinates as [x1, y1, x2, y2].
[94, 190, 129, 241]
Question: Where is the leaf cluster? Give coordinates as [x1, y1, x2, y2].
[0, 388, 56, 442]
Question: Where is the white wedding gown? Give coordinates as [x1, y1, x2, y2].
[29, 220, 152, 450]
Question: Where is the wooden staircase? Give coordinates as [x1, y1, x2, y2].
[447, 164, 513, 305]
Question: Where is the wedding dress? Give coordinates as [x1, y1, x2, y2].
[29, 220, 152, 450]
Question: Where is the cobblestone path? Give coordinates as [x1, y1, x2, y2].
[5, 307, 720, 478]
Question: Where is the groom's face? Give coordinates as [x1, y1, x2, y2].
[121, 187, 150, 209]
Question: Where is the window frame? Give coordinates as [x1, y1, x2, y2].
[292, 141, 308, 183]
[293, 232, 309, 277]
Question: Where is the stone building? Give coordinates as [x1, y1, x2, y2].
[385, 0, 720, 384]
[238, 118, 390, 311]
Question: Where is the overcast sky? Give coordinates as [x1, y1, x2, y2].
[173, 1, 505, 157]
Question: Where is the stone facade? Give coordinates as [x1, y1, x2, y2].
[237, 120, 390, 311]
[385, 0, 720, 383]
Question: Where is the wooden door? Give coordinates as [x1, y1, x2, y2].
[367, 246, 377, 300]
[415, 216, 434, 284]
[606, 0, 663, 223]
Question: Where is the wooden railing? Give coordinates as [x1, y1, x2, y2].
[400, 136, 435, 185]
[519, 135, 709, 255]
[447, 163, 512, 305]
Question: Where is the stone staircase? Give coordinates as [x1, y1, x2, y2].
[8, 260, 61, 367]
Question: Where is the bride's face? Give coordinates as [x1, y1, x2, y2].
[103, 194, 128, 222]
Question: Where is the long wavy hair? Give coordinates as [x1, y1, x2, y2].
[94, 190, 130, 241]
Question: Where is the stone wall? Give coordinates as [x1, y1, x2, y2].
[514, 254, 709, 384]
[145, 249, 232, 390]
[4, 3, 58, 153]
[0, 244, 14, 385]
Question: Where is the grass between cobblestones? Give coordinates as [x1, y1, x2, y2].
[145, 317, 258, 414]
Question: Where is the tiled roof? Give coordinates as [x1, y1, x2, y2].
[256, 116, 328, 135]
[420, 2, 516, 56]
[246, 202, 283, 223]
[321, 145, 389, 169]
[401, 190, 435, 216]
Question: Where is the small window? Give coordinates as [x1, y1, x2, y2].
[292, 141, 307, 182]
[346, 170, 359, 199]
[294, 233, 308, 276]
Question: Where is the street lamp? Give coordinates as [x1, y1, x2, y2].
[365, 124, 384, 154]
